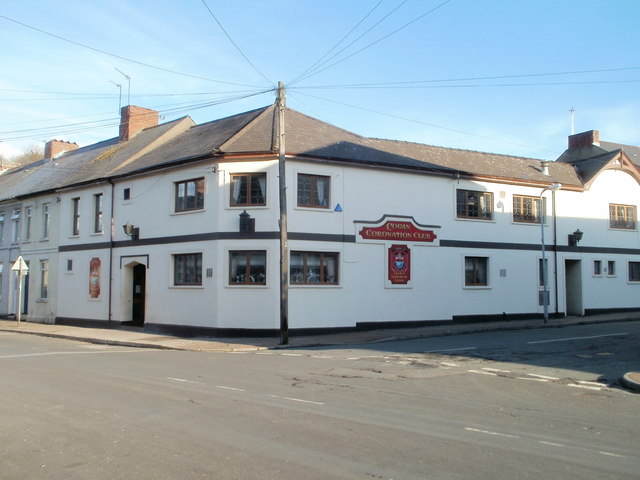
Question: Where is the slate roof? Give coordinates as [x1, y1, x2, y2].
[556, 137, 640, 186]
[2, 104, 598, 202]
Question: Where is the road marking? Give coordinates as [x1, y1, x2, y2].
[526, 373, 560, 380]
[216, 385, 246, 392]
[567, 383, 601, 391]
[465, 427, 519, 439]
[281, 353, 303, 357]
[468, 369, 497, 376]
[482, 367, 511, 373]
[423, 346, 477, 353]
[598, 451, 625, 458]
[0, 349, 151, 359]
[527, 333, 627, 344]
[167, 377, 202, 384]
[268, 394, 324, 405]
[577, 380, 603, 386]
[517, 377, 548, 382]
[311, 355, 333, 359]
[539, 441, 565, 447]
[440, 362, 460, 367]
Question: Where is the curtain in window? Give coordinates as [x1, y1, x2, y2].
[316, 179, 326, 207]
[232, 177, 242, 204]
[257, 175, 266, 203]
[323, 255, 336, 283]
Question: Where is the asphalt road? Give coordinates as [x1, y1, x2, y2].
[0, 321, 638, 479]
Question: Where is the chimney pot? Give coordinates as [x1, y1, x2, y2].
[119, 105, 159, 142]
[568, 130, 600, 149]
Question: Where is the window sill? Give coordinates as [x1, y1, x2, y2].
[171, 209, 206, 216]
[294, 205, 333, 213]
[463, 285, 491, 290]
[170, 285, 205, 289]
[455, 216, 495, 223]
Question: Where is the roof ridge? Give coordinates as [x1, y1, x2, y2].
[367, 136, 546, 162]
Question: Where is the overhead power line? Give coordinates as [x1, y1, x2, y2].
[199, 0, 273, 86]
[293, 0, 453, 84]
[293, 66, 640, 89]
[289, 0, 392, 86]
[0, 13, 264, 89]
[292, 90, 557, 155]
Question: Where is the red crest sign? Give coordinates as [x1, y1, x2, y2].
[388, 244, 411, 285]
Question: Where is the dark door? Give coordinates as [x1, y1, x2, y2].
[131, 264, 146, 326]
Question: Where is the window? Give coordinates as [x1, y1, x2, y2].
[173, 253, 202, 286]
[297, 174, 330, 208]
[40, 260, 49, 299]
[513, 195, 544, 223]
[175, 178, 204, 212]
[593, 260, 602, 276]
[24, 207, 32, 241]
[291, 252, 338, 285]
[42, 204, 50, 239]
[456, 190, 493, 220]
[465, 256, 488, 286]
[94, 193, 104, 233]
[0, 212, 4, 243]
[67, 259, 73, 272]
[11, 209, 20, 243]
[123, 188, 131, 201]
[231, 173, 266, 206]
[538, 258, 549, 286]
[607, 260, 616, 276]
[72, 198, 80, 235]
[229, 251, 266, 285]
[629, 262, 640, 282]
[609, 204, 636, 230]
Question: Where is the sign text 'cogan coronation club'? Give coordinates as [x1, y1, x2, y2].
[358, 220, 437, 243]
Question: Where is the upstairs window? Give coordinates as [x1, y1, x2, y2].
[513, 195, 544, 224]
[42, 204, 50, 239]
[72, 198, 80, 236]
[0, 212, 4, 242]
[456, 190, 493, 220]
[11, 209, 20, 243]
[24, 207, 32, 241]
[231, 173, 266, 206]
[290, 252, 338, 285]
[297, 174, 330, 208]
[94, 194, 104, 233]
[175, 178, 205, 212]
[609, 204, 636, 230]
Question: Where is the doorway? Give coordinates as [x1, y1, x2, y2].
[131, 264, 146, 326]
[564, 259, 583, 316]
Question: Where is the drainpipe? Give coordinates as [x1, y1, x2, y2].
[108, 179, 115, 324]
[552, 190, 559, 316]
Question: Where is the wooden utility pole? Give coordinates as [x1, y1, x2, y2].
[277, 82, 289, 345]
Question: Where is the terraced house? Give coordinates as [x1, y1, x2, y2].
[1, 103, 638, 335]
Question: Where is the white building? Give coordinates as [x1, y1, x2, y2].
[1, 104, 639, 335]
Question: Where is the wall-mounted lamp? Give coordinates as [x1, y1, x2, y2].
[568, 229, 583, 246]
[122, 222, 139, 240]
[239, 210, 255, 233]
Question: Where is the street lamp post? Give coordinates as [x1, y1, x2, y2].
[540, 183, 562, 323]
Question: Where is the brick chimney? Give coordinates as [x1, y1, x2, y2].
[119, 105, 159, 141]
[44, 139, 79, 159]
[568, 130, 600, 149]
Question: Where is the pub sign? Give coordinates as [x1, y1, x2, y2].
[388, 244, 411, 285]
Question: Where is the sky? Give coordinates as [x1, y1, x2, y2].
[1, 0, 639, 162]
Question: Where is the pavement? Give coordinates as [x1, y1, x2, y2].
[1, 312, 639, 390]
